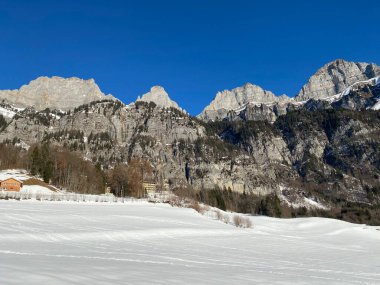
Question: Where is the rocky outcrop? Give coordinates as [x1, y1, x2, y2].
[295, 59, 380, 101]
[136, 86, 182, 111]
[274, 108, 380, 202]
[0, 76, 114, 111]
[199, 83, 292, 121]
[226, 102, 290, 123]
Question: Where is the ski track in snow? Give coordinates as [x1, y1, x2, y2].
[0, 200, 379, 284]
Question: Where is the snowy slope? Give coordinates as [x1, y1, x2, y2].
[0, 201, 379, 285]
[0, 169, 32, 181]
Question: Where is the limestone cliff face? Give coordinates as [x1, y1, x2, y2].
[0, 76, 114, 111]
[199, 83, 292, 121]
[0, 99, 295, 196]
[295, 59, 380, 101]
[1, 94, 380, 204]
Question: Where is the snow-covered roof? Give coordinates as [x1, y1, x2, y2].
[0, 177, 23, 184]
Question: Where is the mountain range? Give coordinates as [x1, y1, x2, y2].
[0, 59, 378, 116]
[0, 59, 379, 219]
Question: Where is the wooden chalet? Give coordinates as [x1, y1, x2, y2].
[0, 177, 23, 192]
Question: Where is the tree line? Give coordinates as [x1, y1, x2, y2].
[0, 142, 152, 196]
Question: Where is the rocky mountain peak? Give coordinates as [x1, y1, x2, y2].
[137, 85, 181, 110]
[199, 83, 291, 119]
[0, 76, 114, 111]
[295, 59, 380, 101]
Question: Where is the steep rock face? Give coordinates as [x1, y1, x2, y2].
[275, 109, 380, 202]
[0, 76, 114, 111]
[219, 122, 292, 165]
[199, 83, 292, 121]
[1, 98, 380, 205]
[226, 102, 290, 123]
[0, 100, 296, 196]
[295, 59, 380, 101]
[136, 86, 182, 110]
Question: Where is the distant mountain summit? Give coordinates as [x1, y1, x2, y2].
[0, 76, 114, 111]
[136, 86, 182, 110]
[199, 59, 380, 121]
[295, 59, 380, 101]
[199, 83, 291, 120]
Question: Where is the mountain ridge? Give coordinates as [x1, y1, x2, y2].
[0, 59, 378, 117]
[198, 59, 380, 121]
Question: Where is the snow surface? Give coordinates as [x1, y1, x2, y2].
[372, 99, 380, 110]
[278, 186, 327, 210]
[303, 197, 327, 209]
[0, 169, 31, 181]
[20, 185, 54, 194]
[0, 200, 379, 285]
[0, 106, 16, 118]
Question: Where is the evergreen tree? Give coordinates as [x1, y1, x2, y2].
[30, 146, 40, 176]
[40, 143, 53, 183]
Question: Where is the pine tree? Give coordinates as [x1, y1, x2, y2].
[30, 146, 40, 176]
[40, 143, 53, 183]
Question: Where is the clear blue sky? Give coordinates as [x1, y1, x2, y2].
[0, 0, 379, 115]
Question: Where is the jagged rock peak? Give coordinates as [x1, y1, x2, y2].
[200, 83, 291, 116]
[295, 59, 380, 101]
[137, 85, 181, 110]
[0, 76, 114, 111]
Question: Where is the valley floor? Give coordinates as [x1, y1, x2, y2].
[0, 200, 379, 284]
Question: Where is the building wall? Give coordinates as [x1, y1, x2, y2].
[143, 183, 156, 193]
[0, 178, 22, 192]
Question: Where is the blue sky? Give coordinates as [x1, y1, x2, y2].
[0, 0, 379, 115]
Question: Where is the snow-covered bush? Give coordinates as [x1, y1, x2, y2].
[233, 215, 252, 228]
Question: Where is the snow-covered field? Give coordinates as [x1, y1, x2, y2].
[0, 201, 379, 285]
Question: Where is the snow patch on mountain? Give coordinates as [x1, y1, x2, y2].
[0, 106, 16, 118]
[372, 99, 380, 110]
